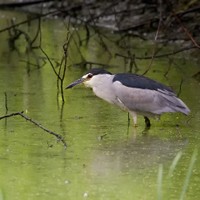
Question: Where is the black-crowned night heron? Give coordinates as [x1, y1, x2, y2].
[66, 68, 190, 127]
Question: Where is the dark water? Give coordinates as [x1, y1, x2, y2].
[0, 10, 200, 200]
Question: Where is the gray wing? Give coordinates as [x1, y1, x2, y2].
[112, 81, 190, 115]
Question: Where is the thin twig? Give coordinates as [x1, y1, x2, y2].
[4, 92, 8, 113]
[0, 111, 67, 148]
[177, 78, 183, 97]
[70, 60, 111, 68]
[173, 12, 200, 49]
[0, 10, 58, 34]
[143, 0, 163, 75]
[39, 46, 61, 79]
[127, 51, 138, 73]
[0, 0, 52, 8]
[31, 18, 41, 46]
[56, 23, 72, 103]
[115, 46, 197, 60]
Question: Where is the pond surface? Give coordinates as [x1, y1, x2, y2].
[0, 10, 200, 200]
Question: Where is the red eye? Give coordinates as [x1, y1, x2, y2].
[87, 73, 93, 78]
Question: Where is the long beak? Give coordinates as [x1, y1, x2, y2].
[65, 78, 85, 89]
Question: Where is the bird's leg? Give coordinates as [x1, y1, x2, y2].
[144, 116, 151, 128]
[133, 116, 137, 127]
[127, 113, 130, 127]
[130, 111, 137, 127]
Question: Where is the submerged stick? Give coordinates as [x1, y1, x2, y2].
[0, 111, 67, 148]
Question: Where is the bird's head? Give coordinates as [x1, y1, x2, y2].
[65, 68, 112, 89]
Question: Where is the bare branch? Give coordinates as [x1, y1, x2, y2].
[0, 10, 58, 34]
[173, 12, 200, 49]
[115, 45, 198, 60]
[0, 111, 67, 148]
[39, 46, 61, 80]
[143, 0, 163, 75]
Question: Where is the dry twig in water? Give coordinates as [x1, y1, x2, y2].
[0, 111, 67, 148]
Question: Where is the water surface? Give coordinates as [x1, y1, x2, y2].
[0, 10, 200, 200]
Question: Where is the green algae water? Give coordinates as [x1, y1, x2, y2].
[0, 10, 200, 200]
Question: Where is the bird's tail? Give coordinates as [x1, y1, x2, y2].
[162, 95, 190, 115]
[173, 98, 190, 115]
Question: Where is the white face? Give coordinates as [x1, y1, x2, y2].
[82, 73, 94, 88]
[82, 73, 112, 89]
